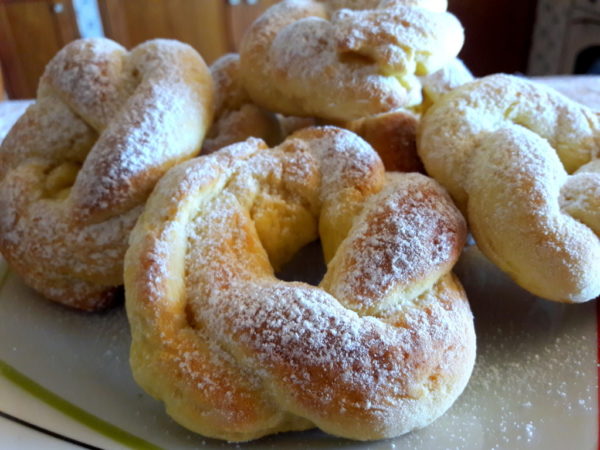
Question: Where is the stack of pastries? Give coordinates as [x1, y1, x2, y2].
[0, 0, 597, 443]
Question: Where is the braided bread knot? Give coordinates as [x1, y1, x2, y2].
[418, 74, 600, 302]
[0, 38, 214, 310]
[125, 126, 475, 441]
[239, 0, 464, 121]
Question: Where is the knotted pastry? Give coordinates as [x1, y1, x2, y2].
[239, 0, 464, 122]
[206, 61, 421, 171]
[205, 54, 421, 171]
[202, 53, 318, 155]
[418, 74, 600, 302]
[202, 53, 281, 154]
[125, 127, 475, 441]
[343, 59, 472, 172]
[0, 38, 214, 310]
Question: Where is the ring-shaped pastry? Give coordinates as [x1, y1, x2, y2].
[125, 127, 475, 441]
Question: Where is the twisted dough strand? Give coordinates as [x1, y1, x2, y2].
[0, 38, 214, 310]
[239, 0, 464, 121]
[125, 127, 475, 441]
[418, 74, 600, 302]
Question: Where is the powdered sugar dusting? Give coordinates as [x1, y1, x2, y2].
[202, 53, 282, 155]
[208, 53, 251, 116]
[0, 95, 97, 180]
[332, 5, 463, 75]
[466, 126, 600, 302]
[0, 37, 213, 309]
[419, 74, 600, 302]
[127, 126, 475, 440]
[67, 39, 214, 222]
[419, 74, 599, 207]
[560, 167, 600, 236]
[43, 38, 132, 130]
[394, 245, 598, 449]
[240, 0, 464, 121]
[420, 57, 473, 107]
[324, 173, 466, 314]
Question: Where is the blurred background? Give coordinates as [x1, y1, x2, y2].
[0, 0, 599, 100]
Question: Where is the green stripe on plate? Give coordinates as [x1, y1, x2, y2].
[0, 359, 162, 450]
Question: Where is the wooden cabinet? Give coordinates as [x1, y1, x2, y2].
[0, 0, 278, 99]
[0, 0, 80, 99]
[97, 0, 279, 65]
[0, 0, 539, 99]
[0, 63, 5, 101]
[98, 0, 230, 65]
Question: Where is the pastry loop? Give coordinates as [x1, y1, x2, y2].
[125, 127, 475, 441]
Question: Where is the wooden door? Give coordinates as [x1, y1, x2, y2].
[0, 0, 80, 99]
[98, 0, 230, 65]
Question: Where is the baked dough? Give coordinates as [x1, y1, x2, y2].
[418, 74, 600, 302]
[239, 0, 464, 121]
[420, 57, 474, 111]
[0, 38, 214, 310]
[209, 48, 471, 172]
[125, 126, 475, 441]
[345, 109, 423, 171]
[202, 53, 281, 154]
[205, 55, 422, 171]
[344, 58, 473, 171]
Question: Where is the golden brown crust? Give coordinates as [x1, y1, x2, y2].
[339, 58, 472, 171]
[418, 74, 600, 302]
[346, 110, 423, 172]
[125, 126, 474, 441]
[239, 0, 464, 121]
[0, 38, 214, 310]
[203, 53, 323, 155]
